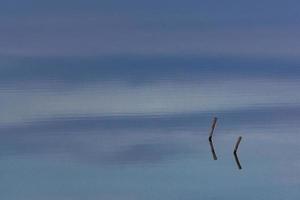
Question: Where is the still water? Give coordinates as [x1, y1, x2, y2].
[0, 56, 300, 199]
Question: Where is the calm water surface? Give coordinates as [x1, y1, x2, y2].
[0, 57, 300, 199]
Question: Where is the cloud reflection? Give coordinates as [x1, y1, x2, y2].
[1, 78, 300, 124]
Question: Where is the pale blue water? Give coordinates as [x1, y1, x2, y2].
[1, 57, 300, 199]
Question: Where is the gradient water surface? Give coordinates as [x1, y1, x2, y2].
[0, 57, 300, 199]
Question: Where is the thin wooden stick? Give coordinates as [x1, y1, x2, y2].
[208, 117, 218, 141]
[234, 136, 242, 153]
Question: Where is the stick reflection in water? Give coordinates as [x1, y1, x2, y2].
[233, 136, 243, 170]
[209, 139, 218, 160]
[208, 117, 218, 160]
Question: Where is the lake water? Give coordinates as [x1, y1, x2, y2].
[0, 56, 300, 199]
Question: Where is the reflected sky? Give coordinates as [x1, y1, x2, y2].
[1, 1, 300, 58]
[1, 50, 300, 200]
[1, 85, 300, 199]
[1, 0, 300, 199]
[1, 73, 300, 124]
